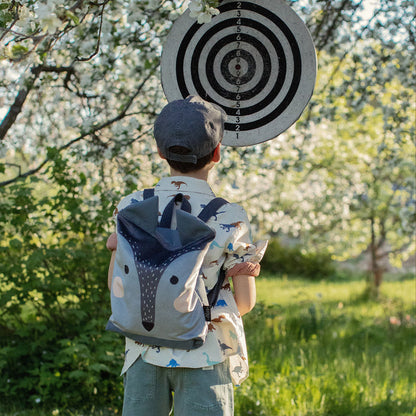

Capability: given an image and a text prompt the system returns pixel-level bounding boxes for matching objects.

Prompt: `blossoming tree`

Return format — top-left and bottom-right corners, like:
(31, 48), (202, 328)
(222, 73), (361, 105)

(0, 0), (414, 408)
(0, 0), (414, 285)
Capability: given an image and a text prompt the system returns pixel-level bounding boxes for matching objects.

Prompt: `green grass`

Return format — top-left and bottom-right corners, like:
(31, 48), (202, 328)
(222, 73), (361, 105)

(2, 275), (415, 416)
(235, 275), (416, 416)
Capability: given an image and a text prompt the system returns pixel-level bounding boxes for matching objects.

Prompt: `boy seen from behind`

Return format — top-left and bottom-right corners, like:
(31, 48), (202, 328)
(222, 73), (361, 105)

(107, 95), (267, 416)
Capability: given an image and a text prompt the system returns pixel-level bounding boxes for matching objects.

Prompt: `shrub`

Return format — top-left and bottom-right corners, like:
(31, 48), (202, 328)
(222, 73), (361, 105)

(261, 238), (335, 279)
(0, 157), (125, 411)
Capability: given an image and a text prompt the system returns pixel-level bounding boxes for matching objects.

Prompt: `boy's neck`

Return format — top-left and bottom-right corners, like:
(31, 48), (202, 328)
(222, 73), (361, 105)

(170, 163), (214, 182)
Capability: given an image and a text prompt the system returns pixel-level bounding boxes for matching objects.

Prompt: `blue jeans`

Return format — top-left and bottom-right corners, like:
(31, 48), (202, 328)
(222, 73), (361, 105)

(122, 356), (234, 416)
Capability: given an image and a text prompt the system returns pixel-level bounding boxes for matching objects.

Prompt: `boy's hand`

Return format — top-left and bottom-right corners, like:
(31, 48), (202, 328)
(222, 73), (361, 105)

(106, 233), (117, 251)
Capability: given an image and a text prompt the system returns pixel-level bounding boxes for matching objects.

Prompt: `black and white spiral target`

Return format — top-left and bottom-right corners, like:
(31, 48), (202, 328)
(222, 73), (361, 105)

(161, 0), (317, 147)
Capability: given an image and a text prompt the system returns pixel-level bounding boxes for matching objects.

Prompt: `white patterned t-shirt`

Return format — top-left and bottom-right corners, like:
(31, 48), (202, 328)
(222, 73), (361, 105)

(113, 176), (267, 385)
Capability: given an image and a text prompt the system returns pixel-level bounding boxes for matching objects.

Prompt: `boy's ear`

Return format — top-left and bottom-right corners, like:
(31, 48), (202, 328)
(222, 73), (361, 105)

(157, 147), (166, 160)
(212, 144), (221, 163)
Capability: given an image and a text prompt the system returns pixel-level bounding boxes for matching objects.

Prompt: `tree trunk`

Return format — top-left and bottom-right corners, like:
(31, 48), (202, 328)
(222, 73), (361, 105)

(369, 216), (382, 295)
(374, 268), (383, 287)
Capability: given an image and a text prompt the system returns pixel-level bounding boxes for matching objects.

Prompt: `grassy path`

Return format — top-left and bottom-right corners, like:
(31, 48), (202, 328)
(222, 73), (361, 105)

(235, 276), (416, 416)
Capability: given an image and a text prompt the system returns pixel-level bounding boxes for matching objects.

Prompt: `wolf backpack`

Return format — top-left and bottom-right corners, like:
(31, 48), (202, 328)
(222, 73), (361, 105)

(106, 189), (228, 350)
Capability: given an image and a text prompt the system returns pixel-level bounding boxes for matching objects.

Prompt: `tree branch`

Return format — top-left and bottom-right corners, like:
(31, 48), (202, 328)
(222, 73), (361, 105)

(311, 0), (333, 47)
(319, 5), (383, 95)
(0, 65), (159, 187)
(315, 0), (354, 51)
(0, 1), (19, 43)
(0, 70), (38, 142)
(0, 65), (76, 141)
(4, 163), (22, 177)
(75, 1), (108, 62)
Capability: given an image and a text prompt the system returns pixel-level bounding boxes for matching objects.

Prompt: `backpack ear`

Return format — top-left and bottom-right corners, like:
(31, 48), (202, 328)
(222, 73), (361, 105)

(176, 209), (215, 247)
(118, 196), (159, 236)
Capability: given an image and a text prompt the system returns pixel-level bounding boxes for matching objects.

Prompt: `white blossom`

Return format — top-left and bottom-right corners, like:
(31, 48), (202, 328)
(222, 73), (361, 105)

(188, 0), (219, 24)
(35, 2), (62, 33)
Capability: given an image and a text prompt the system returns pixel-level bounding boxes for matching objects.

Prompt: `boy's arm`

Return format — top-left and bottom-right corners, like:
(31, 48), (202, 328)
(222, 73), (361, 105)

(106, 233), (117, 291)
(108, 250), (116, 291)
(231, 274), (256, 316)
(220, 205), (267, 316)
(226, 261), (260, 316)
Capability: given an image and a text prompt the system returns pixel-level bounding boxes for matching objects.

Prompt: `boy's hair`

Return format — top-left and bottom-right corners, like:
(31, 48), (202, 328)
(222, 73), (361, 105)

(165, 145), (216, 173)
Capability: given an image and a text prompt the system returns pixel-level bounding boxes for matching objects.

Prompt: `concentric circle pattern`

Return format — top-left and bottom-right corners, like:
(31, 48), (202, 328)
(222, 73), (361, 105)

(161, 0), (316, 146)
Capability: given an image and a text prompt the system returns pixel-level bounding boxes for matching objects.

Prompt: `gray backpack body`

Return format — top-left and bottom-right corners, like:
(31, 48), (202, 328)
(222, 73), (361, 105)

(106, 189), (227, 350)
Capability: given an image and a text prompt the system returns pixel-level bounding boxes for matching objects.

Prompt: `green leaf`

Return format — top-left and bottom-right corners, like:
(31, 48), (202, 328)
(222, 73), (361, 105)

(46, 146), (59, 159)
(68, 370), (86, 380)
(9, 238), (22, 250)
(66, 10), (80, 25)
(0, 11), (13, 28)
(11, 44), (28, 59)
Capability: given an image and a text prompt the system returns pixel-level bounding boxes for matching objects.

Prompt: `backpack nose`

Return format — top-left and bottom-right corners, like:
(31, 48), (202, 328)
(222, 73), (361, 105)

(142, 321), (154, 332)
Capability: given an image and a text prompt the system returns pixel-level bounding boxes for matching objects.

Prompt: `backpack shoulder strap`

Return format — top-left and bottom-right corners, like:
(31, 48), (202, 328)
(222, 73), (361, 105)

(197, 197), (229, 309)
(159, 193), (192, 228)
(207, 267), (226, 308)
(143, 188), (155, 199)
(197, 197), (228, 223)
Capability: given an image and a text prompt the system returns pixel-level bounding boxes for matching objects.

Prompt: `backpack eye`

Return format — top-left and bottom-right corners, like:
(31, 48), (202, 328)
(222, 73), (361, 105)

(124, 265), (129, 274)
(170, 275), (179, 285)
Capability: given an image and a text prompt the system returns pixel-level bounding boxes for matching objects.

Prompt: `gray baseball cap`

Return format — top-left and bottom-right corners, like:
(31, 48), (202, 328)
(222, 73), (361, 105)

(154, 95), (227, 164)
